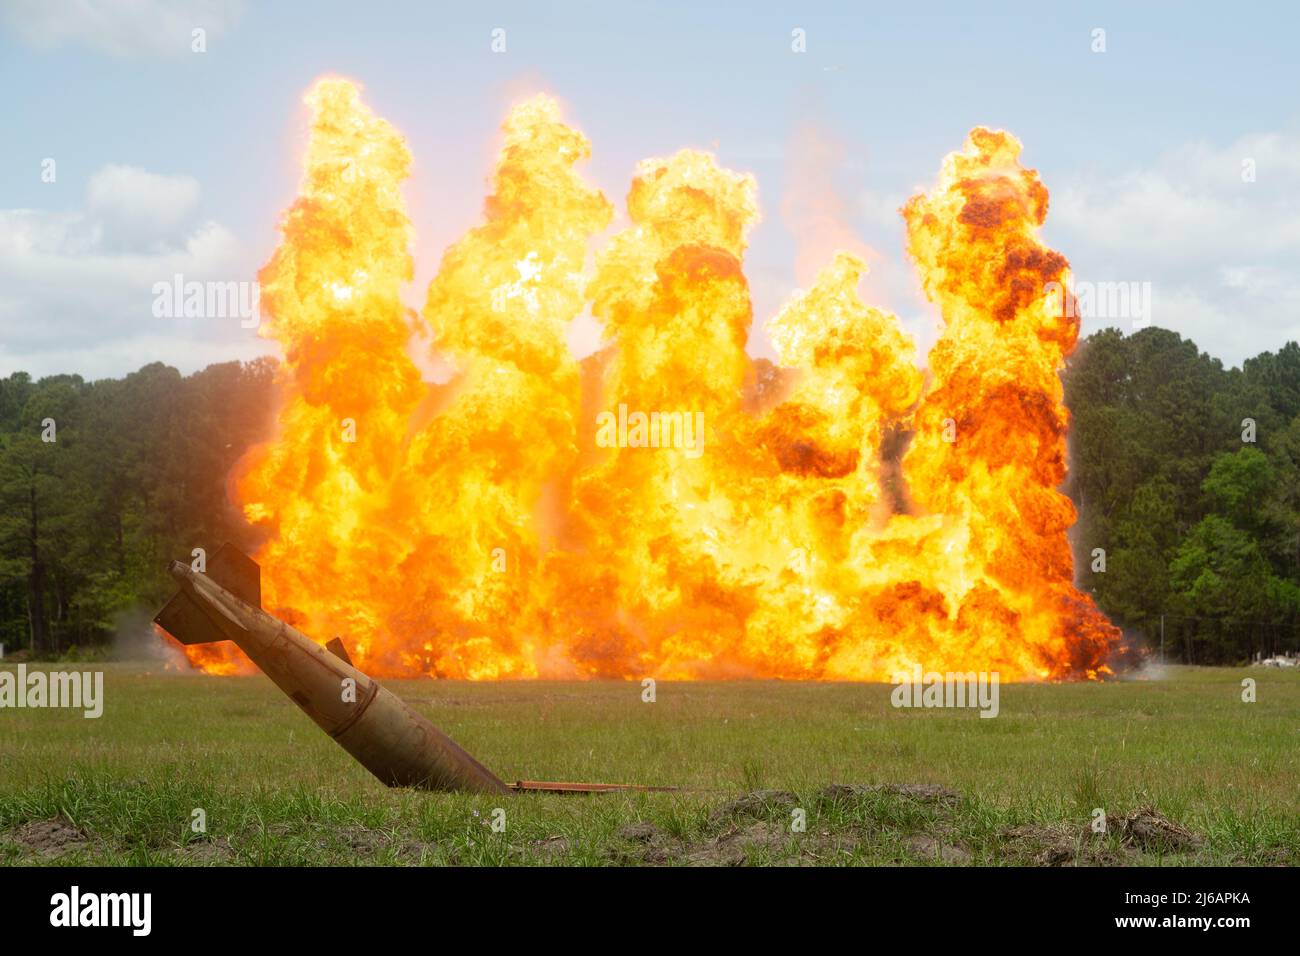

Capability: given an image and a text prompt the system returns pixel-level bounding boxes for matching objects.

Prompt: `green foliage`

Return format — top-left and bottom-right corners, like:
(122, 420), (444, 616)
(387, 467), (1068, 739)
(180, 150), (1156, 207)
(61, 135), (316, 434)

(1202, 447), (1273, 532)
(1169, 515), (1273, 659)
(1065, 329), (1300, 663)
(0, 359), (276, 656)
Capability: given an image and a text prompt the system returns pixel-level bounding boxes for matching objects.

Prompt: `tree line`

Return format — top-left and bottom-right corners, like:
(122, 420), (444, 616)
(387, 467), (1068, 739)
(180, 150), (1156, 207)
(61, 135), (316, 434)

(0, 360), (276, 656)
(1, 327), (1298, 666)
(1065, 329), (1300, 663)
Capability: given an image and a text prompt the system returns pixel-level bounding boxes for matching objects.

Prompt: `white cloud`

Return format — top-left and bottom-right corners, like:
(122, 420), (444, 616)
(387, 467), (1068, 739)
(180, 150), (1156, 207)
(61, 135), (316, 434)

(0, 164), (271, 380)
(86, 165), (202, 252)
(0, 0), (244, 58)
(1047, 131), (1300, 366)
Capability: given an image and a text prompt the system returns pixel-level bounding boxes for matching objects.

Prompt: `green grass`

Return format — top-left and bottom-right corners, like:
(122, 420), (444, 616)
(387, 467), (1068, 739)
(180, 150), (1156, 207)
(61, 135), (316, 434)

(1, 663), (1296, 865)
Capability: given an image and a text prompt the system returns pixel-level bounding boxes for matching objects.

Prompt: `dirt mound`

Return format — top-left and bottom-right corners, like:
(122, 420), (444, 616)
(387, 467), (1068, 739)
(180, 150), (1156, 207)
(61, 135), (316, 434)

(616, 822), (660, 843)
(1115, 806), (1203, 852)
(1001, 823), (1106, 866)
(1001, 807), (1204, 865)
(3, 816), (90, 857)
(708, 789), (799, 825)
(618, 785), (972, 866)
(641, 820), (860, 867)
(174, 836), (234, 864)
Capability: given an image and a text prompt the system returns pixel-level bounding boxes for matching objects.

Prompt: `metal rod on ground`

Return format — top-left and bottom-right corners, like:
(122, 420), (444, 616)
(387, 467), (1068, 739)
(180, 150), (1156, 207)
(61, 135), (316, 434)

(510, 781), (686, 794)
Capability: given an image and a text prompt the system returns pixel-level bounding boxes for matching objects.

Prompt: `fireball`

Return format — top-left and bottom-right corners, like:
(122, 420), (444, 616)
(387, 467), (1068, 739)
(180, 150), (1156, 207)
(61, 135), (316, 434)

(180, 79), (1121, 682)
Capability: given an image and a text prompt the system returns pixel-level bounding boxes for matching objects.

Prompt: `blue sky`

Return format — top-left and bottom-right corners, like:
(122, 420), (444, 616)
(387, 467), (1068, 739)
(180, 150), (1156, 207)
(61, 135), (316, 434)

(2, 0), (1298, 378)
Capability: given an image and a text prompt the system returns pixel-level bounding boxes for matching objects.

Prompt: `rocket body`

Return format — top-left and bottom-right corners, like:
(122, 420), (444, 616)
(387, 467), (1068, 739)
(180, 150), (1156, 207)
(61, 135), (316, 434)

(156, 549), (508, 796)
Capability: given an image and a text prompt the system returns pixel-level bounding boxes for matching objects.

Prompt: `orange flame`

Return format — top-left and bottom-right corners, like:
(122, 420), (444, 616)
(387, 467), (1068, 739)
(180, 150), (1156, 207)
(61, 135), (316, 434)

(181, 79), (1121, 681)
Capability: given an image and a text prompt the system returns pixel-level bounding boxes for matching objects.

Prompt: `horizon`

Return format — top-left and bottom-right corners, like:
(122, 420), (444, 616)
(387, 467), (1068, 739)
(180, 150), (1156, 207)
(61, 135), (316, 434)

(4, 318), (1292, 388)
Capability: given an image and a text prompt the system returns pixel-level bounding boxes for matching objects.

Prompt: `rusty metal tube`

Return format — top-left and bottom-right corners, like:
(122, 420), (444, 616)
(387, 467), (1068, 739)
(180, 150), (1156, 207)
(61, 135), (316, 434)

(157, 554), (509, 796)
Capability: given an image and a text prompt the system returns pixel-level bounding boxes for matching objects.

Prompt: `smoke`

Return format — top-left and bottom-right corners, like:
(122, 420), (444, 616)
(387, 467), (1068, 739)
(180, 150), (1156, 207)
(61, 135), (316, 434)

(1109, 628), (1157, 679)
(114, 606), (190, 670)
(781, 119), (882, 293)
(1121, 654), (1168, 681)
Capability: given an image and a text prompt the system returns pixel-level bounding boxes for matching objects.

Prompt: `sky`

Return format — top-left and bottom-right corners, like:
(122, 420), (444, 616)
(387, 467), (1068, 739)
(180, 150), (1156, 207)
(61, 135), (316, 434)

(1, 0), (1298, 380)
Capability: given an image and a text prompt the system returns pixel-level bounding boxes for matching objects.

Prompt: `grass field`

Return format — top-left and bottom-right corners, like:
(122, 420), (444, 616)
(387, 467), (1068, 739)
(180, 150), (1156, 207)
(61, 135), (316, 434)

(1, 663), (1297, 866)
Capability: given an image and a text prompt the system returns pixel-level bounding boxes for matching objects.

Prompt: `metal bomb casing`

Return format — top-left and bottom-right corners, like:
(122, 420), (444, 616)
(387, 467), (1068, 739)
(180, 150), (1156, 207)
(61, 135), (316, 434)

(155, 545), (509, 795)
